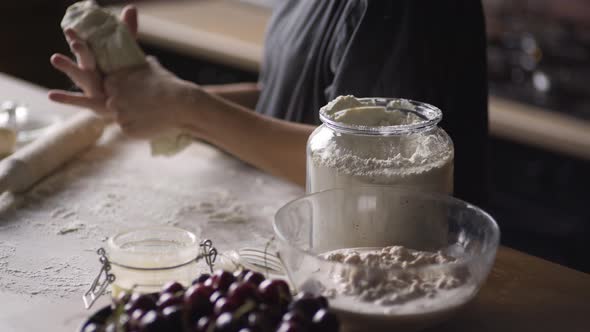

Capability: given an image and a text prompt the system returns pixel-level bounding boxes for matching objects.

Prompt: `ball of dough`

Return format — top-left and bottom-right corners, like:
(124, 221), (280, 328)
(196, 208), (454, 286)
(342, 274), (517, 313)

(0, 127), (16, 157)
(61, 1), (191, 156)
(61, 0), (146, 73)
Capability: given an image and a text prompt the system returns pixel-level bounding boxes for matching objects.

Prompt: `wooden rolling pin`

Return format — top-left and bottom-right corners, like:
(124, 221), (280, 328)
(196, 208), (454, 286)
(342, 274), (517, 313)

(0, 111), (105, 193)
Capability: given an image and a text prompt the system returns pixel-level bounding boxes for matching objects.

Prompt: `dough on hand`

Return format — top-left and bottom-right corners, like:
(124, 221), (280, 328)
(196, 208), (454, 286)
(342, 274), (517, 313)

(61, 1), (193, 156)
(0, 127), (16, 157)
(61, 0), (146, 73)
(150, 129), (193, 157)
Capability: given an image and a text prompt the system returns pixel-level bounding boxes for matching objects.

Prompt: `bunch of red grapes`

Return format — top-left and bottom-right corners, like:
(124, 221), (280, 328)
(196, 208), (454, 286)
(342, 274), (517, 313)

(83, 269), (340, 332)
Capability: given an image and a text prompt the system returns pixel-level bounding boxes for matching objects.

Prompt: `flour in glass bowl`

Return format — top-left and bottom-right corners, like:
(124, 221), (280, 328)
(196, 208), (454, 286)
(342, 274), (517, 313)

(320, 245), (475, 316)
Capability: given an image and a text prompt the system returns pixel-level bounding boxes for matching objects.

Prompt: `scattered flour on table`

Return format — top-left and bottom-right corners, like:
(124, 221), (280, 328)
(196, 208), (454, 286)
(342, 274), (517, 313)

(0, 129), (301, 300)
(56, 221), (86, 235)
(0, 242), (16, 269)
(51, 206), (77, 219)
(165, 190), (247, 225)
(1, 254), (91, 297)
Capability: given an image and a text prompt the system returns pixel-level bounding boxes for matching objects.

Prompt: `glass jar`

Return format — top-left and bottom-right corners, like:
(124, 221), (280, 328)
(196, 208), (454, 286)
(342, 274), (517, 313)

(84, 226), (216, 308)
(306, 97), (454, 194)
(306, 98), (454, 250)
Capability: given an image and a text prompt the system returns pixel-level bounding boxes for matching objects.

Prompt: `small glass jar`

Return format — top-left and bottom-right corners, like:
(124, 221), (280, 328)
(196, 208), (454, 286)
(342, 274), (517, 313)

(306, 98), (454, 194)
(84, 226), (216, 308)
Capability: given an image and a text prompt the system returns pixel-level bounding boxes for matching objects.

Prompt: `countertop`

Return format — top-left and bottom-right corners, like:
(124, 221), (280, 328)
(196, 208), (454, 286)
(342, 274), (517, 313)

(1, 73), (589, 331)
(0, 72), (302, 330)
(133, 0), (590, 161)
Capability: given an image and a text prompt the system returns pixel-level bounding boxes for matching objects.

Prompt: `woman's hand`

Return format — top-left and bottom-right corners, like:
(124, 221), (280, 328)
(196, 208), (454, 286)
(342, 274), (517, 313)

(48, 5), (139, 117)
(103, 56), (200, 139)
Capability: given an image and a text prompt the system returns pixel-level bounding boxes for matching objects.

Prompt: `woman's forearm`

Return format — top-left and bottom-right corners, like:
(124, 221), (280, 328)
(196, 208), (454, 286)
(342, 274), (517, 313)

(202, 82), (261, 109)
(177, 85), (314, 187)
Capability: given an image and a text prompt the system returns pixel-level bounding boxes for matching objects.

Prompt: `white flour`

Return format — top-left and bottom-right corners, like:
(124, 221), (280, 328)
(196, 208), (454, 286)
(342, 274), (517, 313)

(320, 246), (474, 316)
(309, 139), (453, 192)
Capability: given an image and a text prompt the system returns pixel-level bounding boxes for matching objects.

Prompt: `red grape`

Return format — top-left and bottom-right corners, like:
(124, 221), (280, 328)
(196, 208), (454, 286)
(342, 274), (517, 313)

(209, 290), (226, 305)
(193, 273), (211, 285)
(233, 269), (250, 280)
(129, 308), (148, 330)
(258, 279), (291, 307)
(282, 311), (307, 325)
(214, 312), (238, 332)
(184, 284), (215, 320)
(161, 305), (184, 331)
(211, 270), (236, 291)
(288, 297), (323, 319)
(294, 293), (327, 309)
(258, 304), (282, 326)
(195, 316), (212, 332)
(311, 309), (339, 332)
(157, 292), (183, 311)
(104, 322), (116, 332)
(276, 321), (303, 332)
(139, 310), (166, 332)
(315, 296), (328, 309)
(128, 294), (157, 313)
(82, 323), (100, 332)
(124, 302), (134, 314)
(228, 282), (260, 305)
(246, 311), (273, 332)
(114, 291), (131, 306)
(243, 271), (265, 286)
(131, 308), (147, 321)
(214, 297), (241, 316)
(162, 281), (185, 295)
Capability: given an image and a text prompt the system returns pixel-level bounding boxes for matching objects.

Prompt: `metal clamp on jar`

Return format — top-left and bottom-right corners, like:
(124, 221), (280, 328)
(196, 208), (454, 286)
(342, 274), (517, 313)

(83, 226), (217, 309)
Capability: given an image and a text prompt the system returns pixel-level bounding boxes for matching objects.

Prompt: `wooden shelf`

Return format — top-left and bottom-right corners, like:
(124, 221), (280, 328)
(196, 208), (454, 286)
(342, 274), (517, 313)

(490, 97), (590, 160)
(136, 0), (269, 72)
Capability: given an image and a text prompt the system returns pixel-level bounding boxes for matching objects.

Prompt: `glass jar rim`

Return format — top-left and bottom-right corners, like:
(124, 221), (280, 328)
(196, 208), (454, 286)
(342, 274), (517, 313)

(107, 226), (200, 270)
(319, 97), (443, 136)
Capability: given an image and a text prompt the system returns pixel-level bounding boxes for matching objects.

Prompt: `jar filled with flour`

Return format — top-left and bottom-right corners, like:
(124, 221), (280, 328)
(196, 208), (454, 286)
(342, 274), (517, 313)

(306, 96), (454, 250)
(307, 96), (453, 194)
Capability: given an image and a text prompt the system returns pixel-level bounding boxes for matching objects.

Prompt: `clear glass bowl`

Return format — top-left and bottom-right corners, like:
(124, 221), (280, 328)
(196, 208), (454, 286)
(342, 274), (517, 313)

(274, 186), (499, 331)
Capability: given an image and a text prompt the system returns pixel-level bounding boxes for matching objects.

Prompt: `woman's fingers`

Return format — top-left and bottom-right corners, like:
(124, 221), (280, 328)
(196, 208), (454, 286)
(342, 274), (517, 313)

(121, 5), (138, 37)
(65, 28), (97, 71)
(71, 40), (96, 71)
(50, 54), (86, 85)
(51, 53), (104, 97)
(64, 28), (81, 44)
(48, 90), (106, 111)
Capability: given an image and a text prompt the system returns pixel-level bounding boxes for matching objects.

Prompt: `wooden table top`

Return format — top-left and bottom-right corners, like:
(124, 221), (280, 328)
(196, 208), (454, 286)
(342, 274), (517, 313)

(131, 0), (590, 162)
(434, 247), (590, 331)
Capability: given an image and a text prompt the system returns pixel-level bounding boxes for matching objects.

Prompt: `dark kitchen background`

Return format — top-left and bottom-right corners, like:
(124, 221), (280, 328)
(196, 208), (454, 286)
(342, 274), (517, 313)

(0, 0), (588, 272)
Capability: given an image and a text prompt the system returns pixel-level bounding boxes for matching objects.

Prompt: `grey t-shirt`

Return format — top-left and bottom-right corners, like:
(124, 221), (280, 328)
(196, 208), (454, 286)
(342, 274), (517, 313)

(256, 0), (489, 205)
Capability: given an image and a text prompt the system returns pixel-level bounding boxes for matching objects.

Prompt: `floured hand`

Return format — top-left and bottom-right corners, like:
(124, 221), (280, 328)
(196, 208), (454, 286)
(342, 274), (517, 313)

(48, 5), (139, 118)
(103, 56), (200, 139)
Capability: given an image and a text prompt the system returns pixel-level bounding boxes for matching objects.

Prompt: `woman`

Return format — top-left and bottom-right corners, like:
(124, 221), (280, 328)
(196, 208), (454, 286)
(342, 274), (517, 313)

(49, 1), (488, 205)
